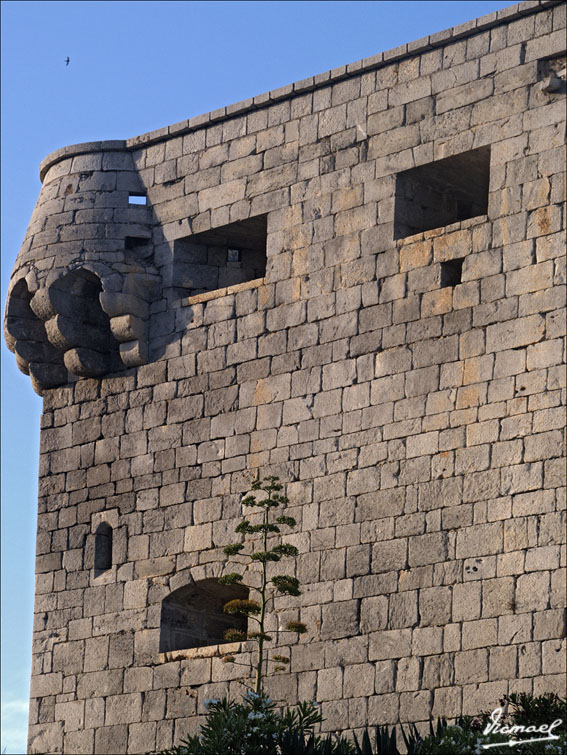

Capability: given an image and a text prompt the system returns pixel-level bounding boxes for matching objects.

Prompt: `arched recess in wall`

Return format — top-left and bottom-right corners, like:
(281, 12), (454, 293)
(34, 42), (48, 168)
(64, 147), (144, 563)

(159, 579), (249, 653)
(4, 277), (67, 390)
(37, 268), (122, 378)
(94, 522), (113, 574)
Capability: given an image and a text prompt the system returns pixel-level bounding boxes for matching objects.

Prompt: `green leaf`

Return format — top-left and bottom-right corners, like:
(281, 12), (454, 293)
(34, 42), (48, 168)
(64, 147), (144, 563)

(235, 520), (254, 534)
(248, 631), (272, 641)
(218, 573), (244, 585)
(271, 575), (301, 595)
(224, 599), (260, 615)
(223, 629), (247, 642)
(250, 550), (280, 562)
(276, 515), (297, 527)
(271, 543), (299, 557)
(241, 495), (257, 506)
(223, 543), (244, 556)
(249, 523), (280, 534)
(272, 655), (289, 664)
(285, 621), (308, 634)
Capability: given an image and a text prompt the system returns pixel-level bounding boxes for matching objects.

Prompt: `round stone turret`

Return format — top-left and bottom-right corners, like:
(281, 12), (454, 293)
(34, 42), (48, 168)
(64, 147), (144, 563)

(4, 141), (159, 393)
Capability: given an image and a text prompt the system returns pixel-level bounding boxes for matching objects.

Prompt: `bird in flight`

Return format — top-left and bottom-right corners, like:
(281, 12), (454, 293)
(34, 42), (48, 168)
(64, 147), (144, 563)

(65, 57), (70, 66)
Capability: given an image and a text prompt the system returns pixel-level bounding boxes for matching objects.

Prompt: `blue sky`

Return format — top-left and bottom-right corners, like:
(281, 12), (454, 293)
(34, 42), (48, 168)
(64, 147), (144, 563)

(1, 1), (512, 751)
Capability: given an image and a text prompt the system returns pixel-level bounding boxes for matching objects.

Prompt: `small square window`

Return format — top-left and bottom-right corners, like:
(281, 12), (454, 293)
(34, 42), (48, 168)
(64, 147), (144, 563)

(394, 147), (490, 239)
(129, 193), (147, 205)
(440, 258), (464, 288)
(125, 236), (149, 250)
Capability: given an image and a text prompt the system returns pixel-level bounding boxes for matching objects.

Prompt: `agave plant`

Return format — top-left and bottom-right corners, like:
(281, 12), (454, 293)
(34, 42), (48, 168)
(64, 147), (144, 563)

(219, 476), (307, 694)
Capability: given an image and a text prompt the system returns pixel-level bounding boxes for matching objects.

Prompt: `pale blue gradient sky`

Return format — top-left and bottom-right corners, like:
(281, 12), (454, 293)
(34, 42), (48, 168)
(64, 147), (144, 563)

(1, 2), (512, 751)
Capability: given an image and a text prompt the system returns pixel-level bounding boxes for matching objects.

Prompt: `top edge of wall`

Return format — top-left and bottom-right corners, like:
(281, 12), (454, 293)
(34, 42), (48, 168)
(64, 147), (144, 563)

(39, 0), (561, 182)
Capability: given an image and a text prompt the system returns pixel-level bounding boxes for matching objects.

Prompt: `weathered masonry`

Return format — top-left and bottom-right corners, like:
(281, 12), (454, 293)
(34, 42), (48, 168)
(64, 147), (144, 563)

(5, 2), (566, 753)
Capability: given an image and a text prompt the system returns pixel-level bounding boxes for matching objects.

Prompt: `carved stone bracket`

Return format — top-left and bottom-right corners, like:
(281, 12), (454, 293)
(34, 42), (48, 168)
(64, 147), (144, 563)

(5, 264), (159, 393)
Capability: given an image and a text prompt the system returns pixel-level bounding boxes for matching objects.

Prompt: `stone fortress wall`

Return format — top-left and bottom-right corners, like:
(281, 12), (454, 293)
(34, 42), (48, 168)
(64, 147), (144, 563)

(4, 2), (566, 753)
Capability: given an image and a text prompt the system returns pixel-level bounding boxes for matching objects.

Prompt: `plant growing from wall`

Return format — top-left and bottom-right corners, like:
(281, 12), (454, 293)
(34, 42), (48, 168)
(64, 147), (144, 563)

(219, 475), (307, 694)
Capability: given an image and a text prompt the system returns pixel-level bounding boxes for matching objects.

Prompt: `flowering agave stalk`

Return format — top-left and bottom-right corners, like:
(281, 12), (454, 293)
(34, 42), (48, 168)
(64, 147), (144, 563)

(219, 476), (307, 695)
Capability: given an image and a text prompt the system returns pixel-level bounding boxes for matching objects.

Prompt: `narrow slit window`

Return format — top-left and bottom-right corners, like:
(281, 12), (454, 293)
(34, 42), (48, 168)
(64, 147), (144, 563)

(94, 522), (113, 573)
(394, 147), (490, 239)
(128, 193), (147, 205)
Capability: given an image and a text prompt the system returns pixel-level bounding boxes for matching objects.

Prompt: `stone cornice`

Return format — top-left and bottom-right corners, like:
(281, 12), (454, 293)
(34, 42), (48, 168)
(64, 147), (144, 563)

(39, 0), (560, 182)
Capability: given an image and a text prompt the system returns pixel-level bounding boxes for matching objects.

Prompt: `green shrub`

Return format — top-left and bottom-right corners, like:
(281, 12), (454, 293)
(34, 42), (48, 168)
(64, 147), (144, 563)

(157, 692), (566, 755)
(157, 691), (356, 755)
(414, 693), (566, 755)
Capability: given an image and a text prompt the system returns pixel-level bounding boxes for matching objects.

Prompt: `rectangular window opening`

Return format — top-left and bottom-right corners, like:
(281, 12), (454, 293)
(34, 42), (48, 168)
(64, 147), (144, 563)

(129, 193), (147, 205)
(440, 258), (464, 288)
(172, 215), (267, 297)
(537, 52), (566, 79)
(125, 236), (150, 250)
(538, 52), (566, 93)
(394, 147), (490, 239)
